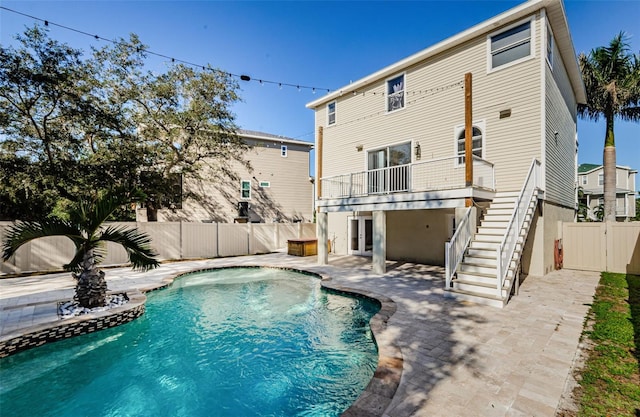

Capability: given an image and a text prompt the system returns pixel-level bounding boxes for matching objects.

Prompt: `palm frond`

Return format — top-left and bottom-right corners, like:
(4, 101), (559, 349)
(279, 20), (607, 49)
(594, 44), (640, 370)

(2, 220), (83, 261)
(98, 225), (159, 271)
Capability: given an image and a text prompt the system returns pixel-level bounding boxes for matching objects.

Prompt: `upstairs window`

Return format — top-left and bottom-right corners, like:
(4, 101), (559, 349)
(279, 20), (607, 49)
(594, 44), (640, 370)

(598, 173), (604, 186)
(455, 124), (484, 165)
(281, 145), (288, 157)
(489, 20), (532, 70)
(580, 176), (588, 186)
(546, 25), (554, 68)
(387, 74), (405, 112)
(241, 180), (251, 199)
(327, 101), (336, 125)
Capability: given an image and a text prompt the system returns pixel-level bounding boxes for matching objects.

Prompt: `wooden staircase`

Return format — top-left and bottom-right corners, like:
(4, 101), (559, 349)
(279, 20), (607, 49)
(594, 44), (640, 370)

(445, 191), (538, 307)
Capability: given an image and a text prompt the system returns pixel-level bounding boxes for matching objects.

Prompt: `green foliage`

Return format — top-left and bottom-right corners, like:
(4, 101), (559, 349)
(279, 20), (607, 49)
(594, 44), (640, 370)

(578, 33), (640, 222)
(0, 25), (246, 220)
(577, 273), (640, 417)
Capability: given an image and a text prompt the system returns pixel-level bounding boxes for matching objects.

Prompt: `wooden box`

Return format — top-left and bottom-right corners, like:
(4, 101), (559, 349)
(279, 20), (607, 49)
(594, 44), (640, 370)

(287, 238), (318, 257)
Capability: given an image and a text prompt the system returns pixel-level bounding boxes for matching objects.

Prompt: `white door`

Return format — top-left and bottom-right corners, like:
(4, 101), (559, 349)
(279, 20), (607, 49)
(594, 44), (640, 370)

(348, 216), (373, 256)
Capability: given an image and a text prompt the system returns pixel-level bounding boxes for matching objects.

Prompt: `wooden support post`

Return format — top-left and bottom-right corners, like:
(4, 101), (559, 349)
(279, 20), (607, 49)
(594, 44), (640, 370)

(464, 72), (473, 207)
(317, 126), (323, 199)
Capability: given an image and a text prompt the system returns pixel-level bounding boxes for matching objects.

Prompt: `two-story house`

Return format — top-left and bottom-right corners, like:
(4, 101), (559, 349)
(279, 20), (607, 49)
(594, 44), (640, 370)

(137, 130), (314, 224)
(578, 163), (637, 221)
(306, 0), (586, 307)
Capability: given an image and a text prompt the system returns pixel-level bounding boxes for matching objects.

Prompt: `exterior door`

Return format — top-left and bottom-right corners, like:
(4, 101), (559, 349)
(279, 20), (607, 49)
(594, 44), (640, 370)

(348, 216), (373, 256)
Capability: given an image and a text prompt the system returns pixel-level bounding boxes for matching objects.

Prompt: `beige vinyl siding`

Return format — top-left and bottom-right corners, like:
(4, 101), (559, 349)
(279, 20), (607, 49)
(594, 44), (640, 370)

(155, 139), (313, 223)
(316, 12), (543, 192)
(544, 47), (577, 207)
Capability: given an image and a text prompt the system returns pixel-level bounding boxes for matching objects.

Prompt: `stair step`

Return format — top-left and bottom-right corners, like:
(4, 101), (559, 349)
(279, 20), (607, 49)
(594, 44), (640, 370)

(457, 269), (514, 283)
(478, 227), (507, 235)
(482, 214), (512, 222)
(473, 234), (504, 243)
(444, 288), (507, 308)
(459, 263), (497, 275)
(453, 279), (509, 297)
(469, 241), (500, 250)
(462, 255), (497, 266)
(466, 247), (498, 257)
(480, 217), (509, 229)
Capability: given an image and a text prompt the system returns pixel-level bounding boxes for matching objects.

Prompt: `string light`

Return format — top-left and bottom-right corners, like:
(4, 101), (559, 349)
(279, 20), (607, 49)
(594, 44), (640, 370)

(329, 80), (464, 128)
(0, 6), (333, 94)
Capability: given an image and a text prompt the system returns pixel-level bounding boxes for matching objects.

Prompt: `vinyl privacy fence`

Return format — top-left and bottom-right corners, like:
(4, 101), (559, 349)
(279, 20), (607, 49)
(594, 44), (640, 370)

(562, 222), (640, 275)
(0, 222), (316, 275)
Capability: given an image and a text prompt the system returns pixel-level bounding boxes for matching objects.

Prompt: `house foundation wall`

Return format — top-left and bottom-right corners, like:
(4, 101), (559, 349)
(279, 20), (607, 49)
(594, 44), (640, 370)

(386, 209), (453, 265)
(522, 201), (573, 276)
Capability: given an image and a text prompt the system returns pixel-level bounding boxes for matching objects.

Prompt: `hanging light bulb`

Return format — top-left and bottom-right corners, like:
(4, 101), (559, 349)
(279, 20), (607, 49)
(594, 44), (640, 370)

(312, 88), (316, 94)
(279, 83), (282, 89)
(297, 85), (301, 92)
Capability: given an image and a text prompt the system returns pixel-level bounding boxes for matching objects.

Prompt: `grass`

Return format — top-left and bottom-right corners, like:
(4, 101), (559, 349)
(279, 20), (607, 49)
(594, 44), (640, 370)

(575, 272), (640, 417)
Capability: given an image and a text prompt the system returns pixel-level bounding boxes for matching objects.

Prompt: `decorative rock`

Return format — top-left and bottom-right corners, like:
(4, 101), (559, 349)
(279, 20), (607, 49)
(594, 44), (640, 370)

(58, 293), (130, 319)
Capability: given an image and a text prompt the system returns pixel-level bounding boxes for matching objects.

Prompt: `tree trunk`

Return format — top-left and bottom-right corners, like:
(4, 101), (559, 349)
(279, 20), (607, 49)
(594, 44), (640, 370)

(603, 113), (616, 222)
(146, 202), (158, 222)
(74, 249), (108, 308)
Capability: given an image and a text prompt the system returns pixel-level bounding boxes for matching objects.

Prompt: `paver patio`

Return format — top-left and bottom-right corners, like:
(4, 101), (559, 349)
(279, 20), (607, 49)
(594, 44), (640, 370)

(0, 252), (600, 416)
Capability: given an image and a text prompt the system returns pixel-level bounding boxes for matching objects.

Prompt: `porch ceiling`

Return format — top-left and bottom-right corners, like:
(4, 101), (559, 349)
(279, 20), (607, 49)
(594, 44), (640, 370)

(316, 187), (495, 213)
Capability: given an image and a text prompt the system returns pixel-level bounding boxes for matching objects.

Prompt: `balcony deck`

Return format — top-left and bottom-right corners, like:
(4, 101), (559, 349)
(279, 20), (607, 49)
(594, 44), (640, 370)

(317, 156), (496, 212)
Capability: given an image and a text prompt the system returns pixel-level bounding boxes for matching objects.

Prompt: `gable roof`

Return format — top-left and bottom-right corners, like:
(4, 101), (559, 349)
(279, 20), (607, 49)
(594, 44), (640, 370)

(578, 163), (638, 174)
(578, 163), (601, 173)
(306, 0), (586, 109)
(238, 129), (313, 148)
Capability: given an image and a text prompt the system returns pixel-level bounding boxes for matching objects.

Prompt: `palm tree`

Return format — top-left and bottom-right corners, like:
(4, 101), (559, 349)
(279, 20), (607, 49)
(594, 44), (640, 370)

(2, 192), (159, 308)
(578, 33), (640, 222)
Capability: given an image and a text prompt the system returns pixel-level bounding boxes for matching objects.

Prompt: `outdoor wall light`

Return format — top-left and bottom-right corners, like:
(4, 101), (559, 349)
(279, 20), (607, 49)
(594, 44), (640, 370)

(415, 142), (421, 160)
(356, 144), (363, 152)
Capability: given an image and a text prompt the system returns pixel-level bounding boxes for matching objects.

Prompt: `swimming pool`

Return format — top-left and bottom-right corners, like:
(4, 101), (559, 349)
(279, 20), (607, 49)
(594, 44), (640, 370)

(0, 267), (380, 416)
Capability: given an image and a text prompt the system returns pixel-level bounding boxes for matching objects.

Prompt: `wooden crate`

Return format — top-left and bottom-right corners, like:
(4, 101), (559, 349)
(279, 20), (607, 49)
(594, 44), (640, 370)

(287, 239), (318, 257)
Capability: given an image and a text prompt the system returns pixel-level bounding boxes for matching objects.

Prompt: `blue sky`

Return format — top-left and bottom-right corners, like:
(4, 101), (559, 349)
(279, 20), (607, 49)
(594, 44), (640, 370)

(1, 0), (638, 189)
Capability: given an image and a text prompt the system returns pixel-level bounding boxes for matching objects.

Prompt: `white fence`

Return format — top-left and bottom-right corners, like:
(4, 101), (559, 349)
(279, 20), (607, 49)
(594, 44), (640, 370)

(0, 222), (316, 275)
(562, 222), (640, 275)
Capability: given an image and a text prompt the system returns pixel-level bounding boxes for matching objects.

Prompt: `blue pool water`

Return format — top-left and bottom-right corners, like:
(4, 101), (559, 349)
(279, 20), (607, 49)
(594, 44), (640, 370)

(0, 267), (379, 416)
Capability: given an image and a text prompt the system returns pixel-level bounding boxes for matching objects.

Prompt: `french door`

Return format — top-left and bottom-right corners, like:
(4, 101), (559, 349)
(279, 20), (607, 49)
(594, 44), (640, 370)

(348, 216), (373, 256)
(367, 142), (411, 194)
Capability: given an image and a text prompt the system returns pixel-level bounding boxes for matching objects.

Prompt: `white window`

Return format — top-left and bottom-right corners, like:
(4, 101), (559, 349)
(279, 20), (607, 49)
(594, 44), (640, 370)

(259, 181), (270, 188)
(489, 19), (533, 70)
(546, 25), (554, 68)
(580, 176), (588, 186)
(241, 180), (251, 199)
(281, 145), (287, 157)
(327, 101), (336, 125)
(598, 173), (604, 186)
(454, 121), (485, 165)
(387, 74), (405, 112)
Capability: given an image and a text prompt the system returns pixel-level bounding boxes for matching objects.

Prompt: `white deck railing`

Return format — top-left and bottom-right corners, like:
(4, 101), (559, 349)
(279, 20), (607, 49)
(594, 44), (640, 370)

(320, 156), (494, 198)
(496, 158), (540, 298)
(445, 207), (473, 289)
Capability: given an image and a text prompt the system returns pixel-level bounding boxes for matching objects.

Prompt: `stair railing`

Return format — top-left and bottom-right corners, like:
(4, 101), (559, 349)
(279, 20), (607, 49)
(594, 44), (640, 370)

(496, 158), (541, 298)
(445, 206), (473, 289)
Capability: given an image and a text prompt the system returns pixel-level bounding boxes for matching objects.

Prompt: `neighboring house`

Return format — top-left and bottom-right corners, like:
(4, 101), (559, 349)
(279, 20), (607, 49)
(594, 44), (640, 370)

(137, 130), (314, 223)
(306, 0), (586, 307)
(578, 163), (637, 221)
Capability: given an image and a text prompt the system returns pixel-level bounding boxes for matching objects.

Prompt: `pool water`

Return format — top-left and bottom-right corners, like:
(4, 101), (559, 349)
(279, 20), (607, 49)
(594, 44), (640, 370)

(0, 268), (379, 416)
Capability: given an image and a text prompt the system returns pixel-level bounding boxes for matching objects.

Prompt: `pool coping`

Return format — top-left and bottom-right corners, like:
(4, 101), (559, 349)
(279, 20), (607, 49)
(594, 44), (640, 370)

(0, 264), (401, 417)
